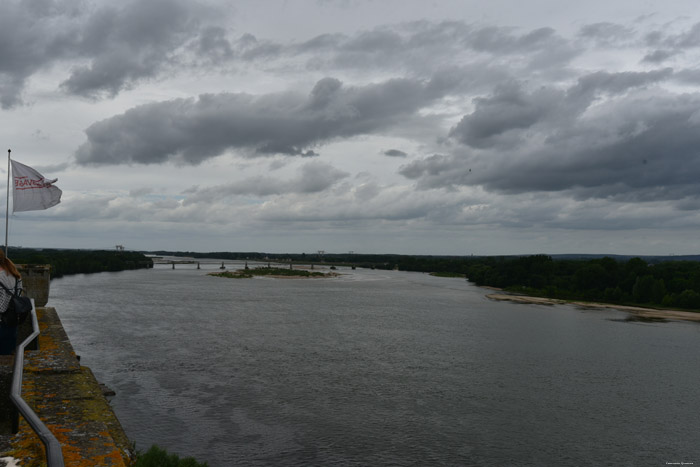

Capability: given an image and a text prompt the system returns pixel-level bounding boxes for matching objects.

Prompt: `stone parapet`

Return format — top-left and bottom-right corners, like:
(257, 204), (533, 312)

(15, 265), (51, 351)
(0, 308), (134, 466)
(17, 265), (51, 308)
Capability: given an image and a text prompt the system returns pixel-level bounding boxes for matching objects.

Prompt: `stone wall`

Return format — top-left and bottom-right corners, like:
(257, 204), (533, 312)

(17, 264), (50, 307)
(0, 265), (134, 465)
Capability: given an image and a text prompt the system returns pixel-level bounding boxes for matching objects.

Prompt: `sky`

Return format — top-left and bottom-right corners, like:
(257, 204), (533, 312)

(2, 0), (700, 256)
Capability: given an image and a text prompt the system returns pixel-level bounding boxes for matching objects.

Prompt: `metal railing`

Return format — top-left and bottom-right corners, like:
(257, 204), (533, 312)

(10, 301), (65, 467)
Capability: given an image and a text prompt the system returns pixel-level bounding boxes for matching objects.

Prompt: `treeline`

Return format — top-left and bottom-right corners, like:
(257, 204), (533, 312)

(8, 248), (153, 279)
(149, 250), (408, 267)
(148, 250), (700, 310)
(459, 255), (700, 310)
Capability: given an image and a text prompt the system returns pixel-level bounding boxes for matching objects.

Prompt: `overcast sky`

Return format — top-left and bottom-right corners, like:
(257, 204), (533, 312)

(2, 0), (700, 255)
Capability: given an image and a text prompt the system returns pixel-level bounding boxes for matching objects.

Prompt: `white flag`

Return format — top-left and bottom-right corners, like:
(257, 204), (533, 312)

(11, 159), (62, 212)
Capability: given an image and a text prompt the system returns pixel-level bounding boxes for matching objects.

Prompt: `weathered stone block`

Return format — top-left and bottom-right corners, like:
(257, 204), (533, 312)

(17, 265), (50, 307)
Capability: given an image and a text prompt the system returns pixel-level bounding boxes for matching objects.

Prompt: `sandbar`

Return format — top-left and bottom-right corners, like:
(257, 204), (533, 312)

(486, 293), (700, 322)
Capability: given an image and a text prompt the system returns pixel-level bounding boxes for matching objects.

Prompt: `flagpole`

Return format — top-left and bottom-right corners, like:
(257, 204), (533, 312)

(5, 148), (10, 256)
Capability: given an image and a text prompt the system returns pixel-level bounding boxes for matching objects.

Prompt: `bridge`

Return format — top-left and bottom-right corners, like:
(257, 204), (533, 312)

(149, 258), (327, 271)
(150, 258), (291, 270)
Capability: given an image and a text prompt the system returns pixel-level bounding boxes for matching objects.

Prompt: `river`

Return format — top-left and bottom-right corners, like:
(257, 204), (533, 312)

(47, 262), (700, 466)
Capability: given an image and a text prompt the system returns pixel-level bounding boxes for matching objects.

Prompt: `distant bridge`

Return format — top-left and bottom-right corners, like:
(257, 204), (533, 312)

(151, 258), (243, 269)
(150, 258), (297, 270)
(151, 256), (326, 269)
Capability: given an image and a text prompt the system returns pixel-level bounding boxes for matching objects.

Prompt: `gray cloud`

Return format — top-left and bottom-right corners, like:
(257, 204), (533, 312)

(192, 26), (234, 64)
(0, 0), (223, 106)
(60, 0), (216, 98)
(673, 68), (700, 84)
(184, 161), (348, 202)
(569, 68), (673, 98)
(75, 77), (437, 165)
(129, 187), (154, 197)
(448, 69), (673, 149)
(448, 82), (566, 149)
(642, 49), (678, 63)
(0, 1), (75, 107)
(404, 90), (700, 203)
(0, 10), (602, 110)
(676, 23), (700, 48)
(9, 4), (700, 254)
(204, 20), (581, 79)
(383, 149), (407, 158)
(578, 22), (635, 45)
(641, 22), (700, 65)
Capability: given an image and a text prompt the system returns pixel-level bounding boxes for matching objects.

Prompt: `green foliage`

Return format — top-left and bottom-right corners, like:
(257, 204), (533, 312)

(9, 248), (153, 279)
(429, 272), (466, 278)
(148, 249), (700, 311)
(209, 267), (328, 279)
(133, 445), (208, 467)
(463, 256), (700, 311)
(247, 267), (327, 277)
(675, 289), (700, 309)
(209, 271), (253, 279)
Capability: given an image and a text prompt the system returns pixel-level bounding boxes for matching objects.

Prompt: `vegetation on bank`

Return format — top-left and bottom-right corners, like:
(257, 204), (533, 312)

(430, 271), (466, 278)
(133, 445), (208, 467)
(8, 248), (153, 278)
(210, 267), (330, 279)
(152, 250), (700, 311)
(460, 255), (700, 311)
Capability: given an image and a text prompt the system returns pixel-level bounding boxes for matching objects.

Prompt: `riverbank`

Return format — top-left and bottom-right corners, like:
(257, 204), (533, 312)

(486, 293), (700, 322)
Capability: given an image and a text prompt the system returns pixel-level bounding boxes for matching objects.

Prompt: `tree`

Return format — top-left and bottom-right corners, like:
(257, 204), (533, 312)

(632, 275), (656, 303)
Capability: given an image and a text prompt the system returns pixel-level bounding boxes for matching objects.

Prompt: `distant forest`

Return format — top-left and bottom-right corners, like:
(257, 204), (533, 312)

(10, 247), (699, 311)
(153, 251), (700, 311)
(8, 248), (153, 279)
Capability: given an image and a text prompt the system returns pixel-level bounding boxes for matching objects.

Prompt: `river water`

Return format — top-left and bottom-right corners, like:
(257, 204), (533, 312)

(47, 262), (700, 466)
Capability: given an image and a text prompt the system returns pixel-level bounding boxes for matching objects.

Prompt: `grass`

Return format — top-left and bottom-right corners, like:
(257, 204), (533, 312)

(209, 267), (330, 279)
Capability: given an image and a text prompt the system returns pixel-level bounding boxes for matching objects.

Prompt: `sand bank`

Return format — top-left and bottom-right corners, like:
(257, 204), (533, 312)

(486, 293), (700, 322)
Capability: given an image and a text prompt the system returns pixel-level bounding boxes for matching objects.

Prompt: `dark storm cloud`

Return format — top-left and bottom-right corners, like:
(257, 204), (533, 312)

(0, 0), (220, 106)
(0, 10), (592, 110)
(0, 0), (78, 107)
(448, 69), (674, 149)
(60, 0), (214, 98)
(448, 82), (565, 149)
(403, 90), (700, 204)
(75, 77), (437, 165)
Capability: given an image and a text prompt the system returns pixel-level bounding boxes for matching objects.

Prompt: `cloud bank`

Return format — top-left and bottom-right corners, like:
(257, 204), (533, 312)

(3, 0), (700, 254)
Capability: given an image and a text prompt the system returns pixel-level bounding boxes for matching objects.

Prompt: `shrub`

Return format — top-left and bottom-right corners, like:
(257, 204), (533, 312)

(133, 445), (209, 467)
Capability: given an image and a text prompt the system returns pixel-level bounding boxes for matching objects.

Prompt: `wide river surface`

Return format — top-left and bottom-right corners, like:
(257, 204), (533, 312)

(47, 262), (700, 466)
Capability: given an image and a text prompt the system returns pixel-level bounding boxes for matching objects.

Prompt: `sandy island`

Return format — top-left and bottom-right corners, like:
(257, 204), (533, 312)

(255, 273), (339, 279)
(208, 268), (339, 279)
(486, 293), (700, 323)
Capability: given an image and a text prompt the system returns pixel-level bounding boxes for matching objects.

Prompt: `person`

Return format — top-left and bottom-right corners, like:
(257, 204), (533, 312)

(0, 250), (23, 355)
